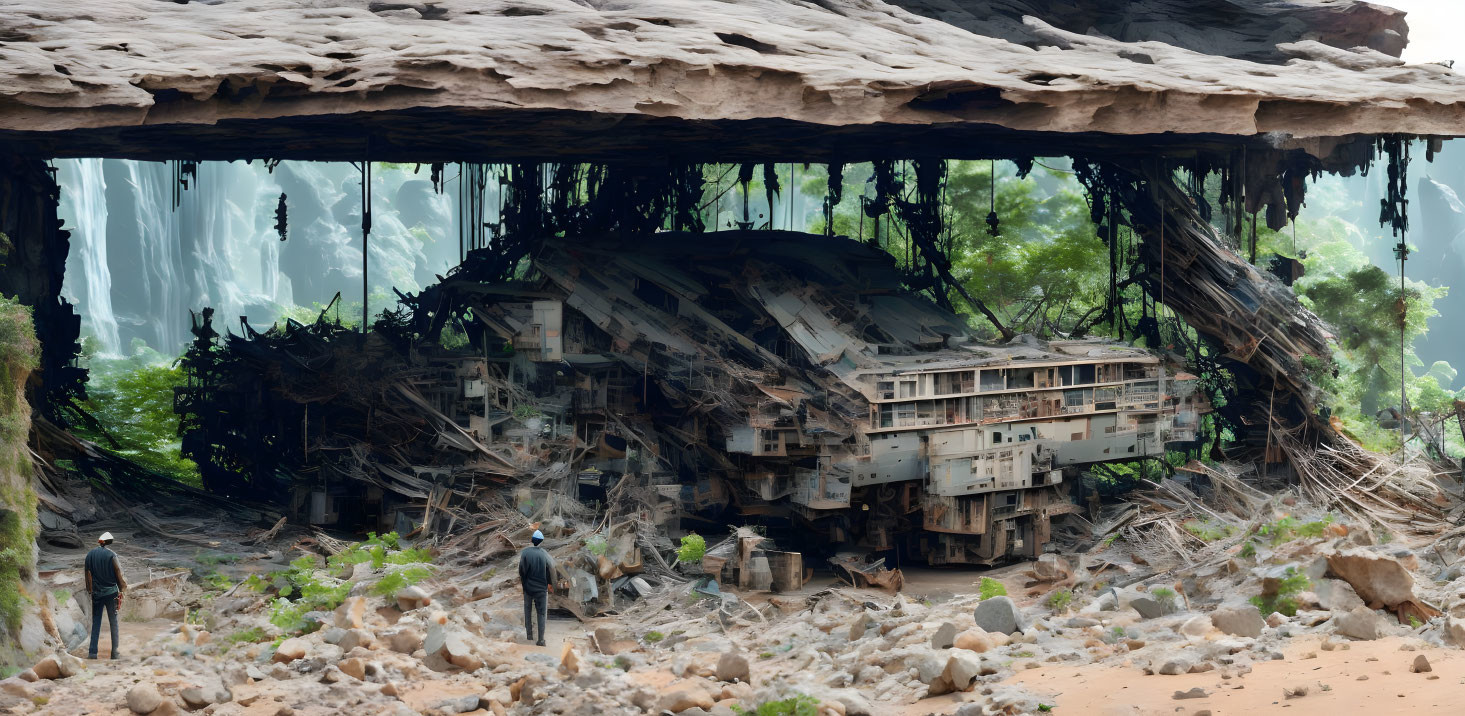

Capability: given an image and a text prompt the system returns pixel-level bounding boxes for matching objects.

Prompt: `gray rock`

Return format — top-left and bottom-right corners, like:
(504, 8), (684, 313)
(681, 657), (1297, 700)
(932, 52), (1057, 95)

(1211, 606), (1265, 638)
(930, 622), (957, 650)
(1334, 607), (1383, 640)
(973, 597), (1028, 635)
(1065, 617), (1100, 628)
(1131, 597), (1174, 620)
(1156, 656), (1193, 675)
(716, 650), (750, 683)
(126, 683), (163, 714)
(432, 693), (483, 714)
(1412, 654), (1432, 673)
(1173, 687), (1208, 699)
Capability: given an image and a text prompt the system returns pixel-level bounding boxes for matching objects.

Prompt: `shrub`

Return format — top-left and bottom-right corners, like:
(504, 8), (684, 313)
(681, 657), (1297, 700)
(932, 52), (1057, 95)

(732, 693), (820, 716)
(1248, 566), (1310, 617)
(369, 566), (432, 597)
(643, 630), (664, 643)
(1046, 589), (1073, 613)
(677, 534), (706, 564)
(979, 577), (1007, 601)
(1150, 587), (1177, 612)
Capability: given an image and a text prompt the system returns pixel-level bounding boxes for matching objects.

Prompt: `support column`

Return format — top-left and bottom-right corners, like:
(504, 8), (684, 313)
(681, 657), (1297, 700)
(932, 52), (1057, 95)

(0, 155), (86, 423)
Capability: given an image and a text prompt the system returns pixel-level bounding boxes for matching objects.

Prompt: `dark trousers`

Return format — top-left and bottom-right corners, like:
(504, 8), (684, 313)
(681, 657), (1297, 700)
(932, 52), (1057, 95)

(89, 593), (119, 658)
(522, 590), (547, 641)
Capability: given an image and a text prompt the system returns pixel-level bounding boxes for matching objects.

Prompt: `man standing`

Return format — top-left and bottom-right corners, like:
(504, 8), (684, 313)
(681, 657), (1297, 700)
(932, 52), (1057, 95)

(517, 529), (553, 647)
(84, 532), (127, 660)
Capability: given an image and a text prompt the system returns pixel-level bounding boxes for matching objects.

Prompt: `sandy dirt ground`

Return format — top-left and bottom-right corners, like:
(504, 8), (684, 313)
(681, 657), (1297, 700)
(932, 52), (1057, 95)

(1003, 635), (1461, 716)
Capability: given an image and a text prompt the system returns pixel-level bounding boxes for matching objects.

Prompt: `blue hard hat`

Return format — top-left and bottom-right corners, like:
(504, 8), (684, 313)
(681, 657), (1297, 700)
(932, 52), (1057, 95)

(532, 530), (544, 541)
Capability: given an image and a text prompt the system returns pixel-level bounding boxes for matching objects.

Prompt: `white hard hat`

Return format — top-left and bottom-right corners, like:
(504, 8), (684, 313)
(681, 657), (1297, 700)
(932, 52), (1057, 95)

(98, 532), (113, 542)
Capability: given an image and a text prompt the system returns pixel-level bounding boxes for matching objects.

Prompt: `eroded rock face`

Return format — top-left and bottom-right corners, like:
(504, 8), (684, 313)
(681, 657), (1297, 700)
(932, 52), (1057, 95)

(0, 0), (1460, 164)
(1324, 549), (1417, 609)
(1211, 606), (1265, 638)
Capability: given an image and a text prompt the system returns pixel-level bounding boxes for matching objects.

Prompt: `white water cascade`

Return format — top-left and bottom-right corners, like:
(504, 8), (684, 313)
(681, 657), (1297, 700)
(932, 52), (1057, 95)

(56, 159), (122, 355)
(57, 160), (458, 357)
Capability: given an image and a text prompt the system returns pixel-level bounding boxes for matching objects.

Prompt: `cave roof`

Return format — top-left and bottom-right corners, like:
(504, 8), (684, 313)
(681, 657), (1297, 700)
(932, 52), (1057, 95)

(1, 0), (1462, 161)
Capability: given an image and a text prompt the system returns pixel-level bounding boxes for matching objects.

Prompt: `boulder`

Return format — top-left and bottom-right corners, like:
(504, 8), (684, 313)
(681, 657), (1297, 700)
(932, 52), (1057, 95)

(716, 650), (750, 683)
(1155, 656), (1193, 675)
(30, 657), (60, 680)
(1313, 578), (1365, 612)
(56, 652), (85, 678)
(334, 597), (367, 630)
(1333, 607), (1383, 640)
(1324, 550), (1417, 610)
(953, 629), (1000, 653)
(126, 683), (164, 714)
(1447, 616), (1465, 646)
(273, 638), (308, 663)
(385, 627), (423, 654)
(432, 694), (483, 715)
(1131, 597), (1177, 620)
(337, 628), (373, 652)
(1178, 616), (1211, 638)
(942, 651), (982, 692)
(659, 686), (714, 713)
(1411, 654), (1432, 673)
(973, 597), (1027, 635)
(0, 678), (33, 700)
(560, 644), (581, 676)
(424, 624), (482, 671)
(179, 685), (228, 709)
(930, 622), (957, 650)
(395, 585), (432, 612)
(337, 658), (366, 680)
(1211, 606), (1265, 638)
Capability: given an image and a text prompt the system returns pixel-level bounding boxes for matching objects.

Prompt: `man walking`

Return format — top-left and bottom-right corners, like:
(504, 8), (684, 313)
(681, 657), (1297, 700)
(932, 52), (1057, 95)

(517, 529), (553, 647)
(84, 532), (127, 660)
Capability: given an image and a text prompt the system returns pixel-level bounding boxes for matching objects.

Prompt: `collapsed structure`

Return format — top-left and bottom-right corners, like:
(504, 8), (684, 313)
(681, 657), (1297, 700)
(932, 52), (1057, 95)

(1, 0), (1464, 677)
(174, 230), (1207, 566)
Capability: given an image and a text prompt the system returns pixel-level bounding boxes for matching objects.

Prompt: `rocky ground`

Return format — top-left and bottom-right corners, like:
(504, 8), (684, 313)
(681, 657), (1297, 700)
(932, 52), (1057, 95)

(3, 495), (1465, 716)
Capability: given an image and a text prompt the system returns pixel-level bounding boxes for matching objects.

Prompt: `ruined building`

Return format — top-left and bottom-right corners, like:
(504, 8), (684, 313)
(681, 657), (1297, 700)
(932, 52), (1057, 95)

(0, 0), (1462, 664)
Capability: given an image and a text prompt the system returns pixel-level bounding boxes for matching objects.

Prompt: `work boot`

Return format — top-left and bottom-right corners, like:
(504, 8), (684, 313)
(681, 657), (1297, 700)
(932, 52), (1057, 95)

(536, 638), (546, 647)
(110, 651), (120, 660)
(87, 653), (97, 660)
(526, 631), (534, 643)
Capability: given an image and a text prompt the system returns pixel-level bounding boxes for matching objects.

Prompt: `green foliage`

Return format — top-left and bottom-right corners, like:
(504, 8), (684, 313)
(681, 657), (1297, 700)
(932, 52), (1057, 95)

(643, 630), (664, 643)
(202, 572), (232, 591)
(266, 554), (350, 634)
(677, 534), (706, 564)
(731, 693), (820, 716)
(978, 577), (1007, 601)
(585, 535), (608, 557)
(1183, 519), (1236, 542)
(512, 404), (541, 420)
(74, 345), (200, 486)
(223, 627), (268, 649)
(326, 532), (425, 573)
(1409, 615), (1422, 629)
(1150, 587), (1177, 612)
(1249, 567), (1310, 617)
(369, 566), (433, 597)
(1239, 541), (1257, 559)
(1046, 589), (1072, 612)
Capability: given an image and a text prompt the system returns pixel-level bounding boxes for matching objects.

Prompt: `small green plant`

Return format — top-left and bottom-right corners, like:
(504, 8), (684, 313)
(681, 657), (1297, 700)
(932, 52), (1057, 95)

(1182, 519), (1236, 542)
(677, 534), (706, 564)
(613, 654), (632, 671)
(1101, 534), (1120, 548)
(1409, 615), (1422, 629)
(224, 627), (267, 646)
(1248, 566), (1310, 617)
(369, 566), (433, 597)
(1046, 589), (1073, 612)
(1239, 541), (1257, 559)
(585, 534), (608, 557)
(1013, 650), (1036, 658)
(643, 630), (665, 643)
(978, 577), (1007, 601)
(731, 693), (820, 716)
(758, 651), (774, 660)
(203, 572), (232, 591)
(513, 404), (541, 420)
(1150, 587), (1177, 612)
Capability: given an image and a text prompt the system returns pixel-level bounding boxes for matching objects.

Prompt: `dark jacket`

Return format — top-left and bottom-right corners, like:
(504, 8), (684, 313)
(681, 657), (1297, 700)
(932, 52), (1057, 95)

(518, 545), (554, 594)
(85, 546), (121, 598)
